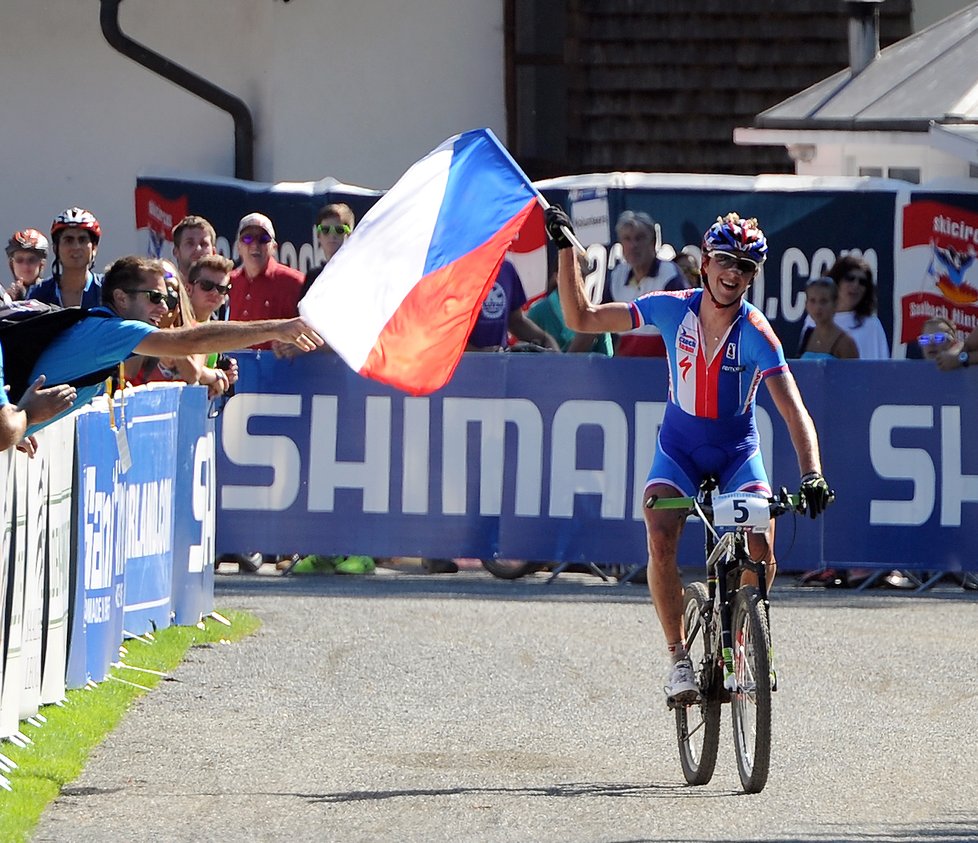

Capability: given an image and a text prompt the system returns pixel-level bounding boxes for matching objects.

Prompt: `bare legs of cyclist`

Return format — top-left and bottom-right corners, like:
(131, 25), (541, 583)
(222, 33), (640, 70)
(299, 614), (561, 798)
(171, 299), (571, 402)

(643, 483), (700, 703)
(742, 519), (776, 589)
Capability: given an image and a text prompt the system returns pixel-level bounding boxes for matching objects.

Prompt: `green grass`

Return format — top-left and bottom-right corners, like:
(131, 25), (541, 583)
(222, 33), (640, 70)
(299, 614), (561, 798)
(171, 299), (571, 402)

(0, 609), (260, 842)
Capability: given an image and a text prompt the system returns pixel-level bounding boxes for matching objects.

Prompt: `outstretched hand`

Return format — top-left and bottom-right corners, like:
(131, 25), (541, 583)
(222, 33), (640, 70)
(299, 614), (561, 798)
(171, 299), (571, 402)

(277, 319), (325, 353)
(799, 471), (834, 518)
(19, 375), (77, 427)
(544, 205), (575, 250)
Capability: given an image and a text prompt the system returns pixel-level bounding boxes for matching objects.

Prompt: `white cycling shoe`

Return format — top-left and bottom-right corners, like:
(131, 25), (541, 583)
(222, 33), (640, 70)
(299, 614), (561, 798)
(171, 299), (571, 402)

(664, 657), (700, 705)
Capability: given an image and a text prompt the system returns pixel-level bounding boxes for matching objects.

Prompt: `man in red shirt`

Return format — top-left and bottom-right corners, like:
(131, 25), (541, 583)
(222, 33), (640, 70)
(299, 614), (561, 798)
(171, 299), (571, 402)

(228, 212), (303, 351)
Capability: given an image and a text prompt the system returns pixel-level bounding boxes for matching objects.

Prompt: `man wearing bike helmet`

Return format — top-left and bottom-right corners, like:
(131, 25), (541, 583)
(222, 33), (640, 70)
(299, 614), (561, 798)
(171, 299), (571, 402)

(5, 229), (49, 302)
(546, 206), (833, 704)
(28, 207), (104, 309)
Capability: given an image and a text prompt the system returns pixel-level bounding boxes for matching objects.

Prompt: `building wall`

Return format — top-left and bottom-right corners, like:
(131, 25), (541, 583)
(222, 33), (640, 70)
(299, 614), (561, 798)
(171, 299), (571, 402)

(0, 0), (505, 265)
(796, 140), (972, 181)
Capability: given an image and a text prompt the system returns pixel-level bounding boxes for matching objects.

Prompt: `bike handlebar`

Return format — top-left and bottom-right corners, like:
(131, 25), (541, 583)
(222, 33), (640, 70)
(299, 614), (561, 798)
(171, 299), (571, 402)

(645, 491), (804, 518)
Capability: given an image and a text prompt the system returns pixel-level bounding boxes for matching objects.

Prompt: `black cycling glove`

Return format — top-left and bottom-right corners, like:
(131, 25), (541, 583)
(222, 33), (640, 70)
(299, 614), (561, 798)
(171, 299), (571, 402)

(544, 205), (575, 250)
(799, 471), (833, 518)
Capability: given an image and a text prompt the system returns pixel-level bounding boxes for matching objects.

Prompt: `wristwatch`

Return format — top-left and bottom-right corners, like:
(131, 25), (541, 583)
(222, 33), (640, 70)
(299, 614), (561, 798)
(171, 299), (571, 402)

(959, 350), (970, 368)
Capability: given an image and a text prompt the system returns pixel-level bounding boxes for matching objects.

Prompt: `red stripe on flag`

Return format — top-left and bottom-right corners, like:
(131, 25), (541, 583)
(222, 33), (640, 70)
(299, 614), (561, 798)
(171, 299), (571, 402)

(360, 200), (537, 394)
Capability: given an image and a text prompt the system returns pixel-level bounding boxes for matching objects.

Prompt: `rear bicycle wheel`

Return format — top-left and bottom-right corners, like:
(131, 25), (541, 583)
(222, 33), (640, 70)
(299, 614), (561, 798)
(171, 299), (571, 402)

(730, 586), (773, 793)
(676, 582), (721, 786)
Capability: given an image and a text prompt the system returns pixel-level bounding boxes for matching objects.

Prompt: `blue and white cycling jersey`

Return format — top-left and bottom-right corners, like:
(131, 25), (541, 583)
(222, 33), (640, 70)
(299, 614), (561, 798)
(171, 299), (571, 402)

(627, 289), (787, 419)
(628, 289), (789, 495)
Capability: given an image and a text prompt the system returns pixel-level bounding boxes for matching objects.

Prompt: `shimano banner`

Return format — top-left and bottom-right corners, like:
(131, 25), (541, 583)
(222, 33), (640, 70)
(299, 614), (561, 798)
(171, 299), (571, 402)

(215, 353), (977, 572)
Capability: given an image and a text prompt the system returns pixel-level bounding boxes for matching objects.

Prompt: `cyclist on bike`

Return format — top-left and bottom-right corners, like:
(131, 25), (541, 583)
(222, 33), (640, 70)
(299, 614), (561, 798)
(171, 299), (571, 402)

(545, 206), (833, 704)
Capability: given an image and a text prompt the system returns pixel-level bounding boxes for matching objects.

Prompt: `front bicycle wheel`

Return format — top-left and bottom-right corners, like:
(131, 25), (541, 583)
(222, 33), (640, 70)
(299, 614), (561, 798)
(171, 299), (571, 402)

(730, 586), (773, 793)
(676, 582), (721, 786)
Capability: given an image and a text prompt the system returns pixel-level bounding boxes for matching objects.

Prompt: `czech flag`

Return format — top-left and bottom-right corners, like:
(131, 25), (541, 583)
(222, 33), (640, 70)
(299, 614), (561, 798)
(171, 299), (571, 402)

(299, 128), (541, 395)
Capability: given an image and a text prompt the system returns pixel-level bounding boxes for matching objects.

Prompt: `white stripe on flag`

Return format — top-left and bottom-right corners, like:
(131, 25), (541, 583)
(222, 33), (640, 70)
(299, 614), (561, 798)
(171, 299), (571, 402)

(300, 143), (454, 370)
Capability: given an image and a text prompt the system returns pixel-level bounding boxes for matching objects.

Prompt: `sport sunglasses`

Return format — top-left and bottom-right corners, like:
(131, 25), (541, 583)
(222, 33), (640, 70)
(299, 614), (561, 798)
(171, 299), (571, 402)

(195, 279), (232, 295)
(317, 223), (351, 236)
(240, 232), (273, 245)
(917, 332), (951, 346)
(710, 251), (758, 275)
(124, 288), (179, 309)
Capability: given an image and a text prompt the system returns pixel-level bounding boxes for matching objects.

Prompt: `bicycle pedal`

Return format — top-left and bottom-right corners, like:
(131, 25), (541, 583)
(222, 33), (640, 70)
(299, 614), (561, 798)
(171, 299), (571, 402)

(665, 690), (702, 709)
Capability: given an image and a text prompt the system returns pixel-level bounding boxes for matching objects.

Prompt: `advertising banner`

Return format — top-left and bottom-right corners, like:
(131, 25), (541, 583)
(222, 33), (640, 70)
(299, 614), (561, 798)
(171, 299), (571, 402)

(216, 353), (829, 571)
(74, 404), (127, 685)
(216, 352), (977, 572)
(171, 386), (216, 626)
(540, 174), (901, 357)
(20, 434), (47, 720)
(0, 450), (13, 734)
(40, 417), (74, 705)
(896, 193), (978, 346)
(0, 455), (28, 736)
(135, 175), (383, 276)
(120, 388), (180, 637)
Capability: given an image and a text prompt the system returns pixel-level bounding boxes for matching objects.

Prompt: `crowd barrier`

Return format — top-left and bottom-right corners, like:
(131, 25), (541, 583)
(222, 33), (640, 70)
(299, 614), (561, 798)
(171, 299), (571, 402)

(216, 352), (978, 574)
(1, 385), (215, 742)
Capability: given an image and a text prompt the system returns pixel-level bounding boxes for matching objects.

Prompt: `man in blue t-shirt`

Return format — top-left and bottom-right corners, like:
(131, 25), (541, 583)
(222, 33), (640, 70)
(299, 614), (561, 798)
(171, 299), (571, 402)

(465, 259), (559, 352)
(546, 206), (834, 705)
(26, 255), (324, 436)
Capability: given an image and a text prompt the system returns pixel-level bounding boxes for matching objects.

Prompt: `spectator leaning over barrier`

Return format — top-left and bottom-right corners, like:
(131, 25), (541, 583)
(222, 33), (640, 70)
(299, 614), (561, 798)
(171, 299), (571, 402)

(920, 315), (978, 590)
(21, 255), (322, 436)
(5, 228), (49, 302)
(28, 208), (104, 310)
(172, 215), (217, 289)
(933, 317), (978, 370)
(227, 212), (304, 354)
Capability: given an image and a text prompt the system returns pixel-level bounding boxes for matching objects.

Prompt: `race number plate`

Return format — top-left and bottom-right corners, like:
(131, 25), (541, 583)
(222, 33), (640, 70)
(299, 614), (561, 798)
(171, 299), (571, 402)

(712, 493), (769, 529)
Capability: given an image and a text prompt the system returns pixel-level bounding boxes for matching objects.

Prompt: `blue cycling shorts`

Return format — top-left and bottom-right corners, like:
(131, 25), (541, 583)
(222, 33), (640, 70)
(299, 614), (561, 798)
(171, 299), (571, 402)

(645, 402), (771, 497)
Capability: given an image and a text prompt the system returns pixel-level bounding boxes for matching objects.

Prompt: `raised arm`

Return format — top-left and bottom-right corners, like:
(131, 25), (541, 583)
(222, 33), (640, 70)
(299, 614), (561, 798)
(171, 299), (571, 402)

(545, 206), (633, 335)
(134, 317), (323, 358)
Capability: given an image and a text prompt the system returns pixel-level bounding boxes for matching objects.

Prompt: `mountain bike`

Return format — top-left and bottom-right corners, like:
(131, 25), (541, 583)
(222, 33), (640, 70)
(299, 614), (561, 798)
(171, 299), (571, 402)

(647, 479), (806, 794)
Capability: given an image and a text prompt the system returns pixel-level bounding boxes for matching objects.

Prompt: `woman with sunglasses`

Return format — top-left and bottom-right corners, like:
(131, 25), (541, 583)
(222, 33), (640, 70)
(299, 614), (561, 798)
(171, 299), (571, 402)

(803, 255), (888, 359)
(127, 260), (232, 398)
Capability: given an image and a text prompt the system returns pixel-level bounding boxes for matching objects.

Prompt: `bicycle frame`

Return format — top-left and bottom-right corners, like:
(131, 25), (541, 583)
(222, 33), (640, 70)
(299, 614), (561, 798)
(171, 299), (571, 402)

(650, 481), (797, 693)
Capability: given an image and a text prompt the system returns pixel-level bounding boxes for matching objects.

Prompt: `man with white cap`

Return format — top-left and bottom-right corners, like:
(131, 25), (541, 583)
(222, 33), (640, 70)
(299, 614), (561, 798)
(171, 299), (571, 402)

(227, 212), (304, 351)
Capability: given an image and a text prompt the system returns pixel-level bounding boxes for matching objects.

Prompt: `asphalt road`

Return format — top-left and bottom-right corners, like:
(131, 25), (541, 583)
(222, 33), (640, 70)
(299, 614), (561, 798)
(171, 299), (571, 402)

(33, 565), (978, 842)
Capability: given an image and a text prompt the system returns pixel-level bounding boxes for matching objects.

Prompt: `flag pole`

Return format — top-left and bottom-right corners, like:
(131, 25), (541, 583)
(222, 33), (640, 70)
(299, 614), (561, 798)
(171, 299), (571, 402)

(478, 128), (587, 256)
(532, 192), (587, 255)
